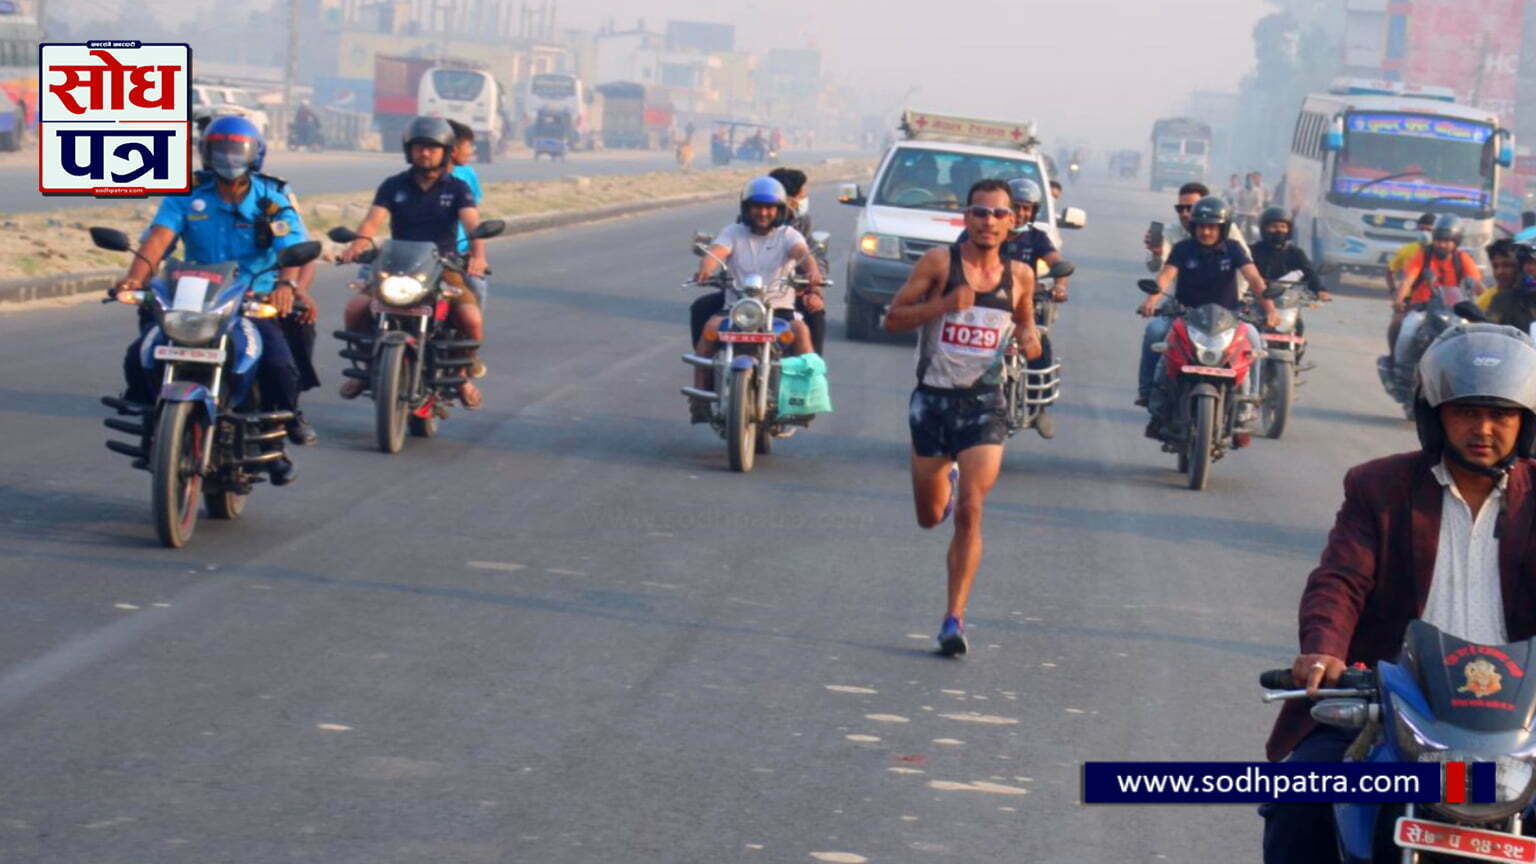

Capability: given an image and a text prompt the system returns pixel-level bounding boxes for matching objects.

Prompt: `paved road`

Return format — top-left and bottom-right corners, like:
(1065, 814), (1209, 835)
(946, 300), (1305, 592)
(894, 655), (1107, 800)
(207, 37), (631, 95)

(0, 177), (1414, 862)
(1, 148), (862, 214)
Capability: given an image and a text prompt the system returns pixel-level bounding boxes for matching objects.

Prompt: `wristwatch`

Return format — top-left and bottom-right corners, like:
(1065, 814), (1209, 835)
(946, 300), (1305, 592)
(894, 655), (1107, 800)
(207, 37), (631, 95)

(273, 279), (297, 291)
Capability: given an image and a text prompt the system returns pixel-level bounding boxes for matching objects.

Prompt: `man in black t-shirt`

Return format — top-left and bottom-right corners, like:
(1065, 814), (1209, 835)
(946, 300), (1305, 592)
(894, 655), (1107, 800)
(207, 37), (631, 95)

(338, 117), (489, 408)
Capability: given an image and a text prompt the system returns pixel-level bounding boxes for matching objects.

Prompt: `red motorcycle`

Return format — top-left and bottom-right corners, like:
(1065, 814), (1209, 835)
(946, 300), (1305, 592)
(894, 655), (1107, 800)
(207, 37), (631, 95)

(1140, 279), (1279, 490)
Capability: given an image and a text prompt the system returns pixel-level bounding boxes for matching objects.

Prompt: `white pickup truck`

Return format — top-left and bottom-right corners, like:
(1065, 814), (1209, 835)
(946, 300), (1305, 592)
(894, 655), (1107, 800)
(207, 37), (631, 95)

(837, 110), (1086, 341)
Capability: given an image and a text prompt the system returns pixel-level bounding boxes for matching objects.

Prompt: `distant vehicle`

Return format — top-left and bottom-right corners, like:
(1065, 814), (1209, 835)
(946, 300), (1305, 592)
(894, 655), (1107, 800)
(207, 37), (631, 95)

(531, 108), (570, 160)
(0, 13), (40, 148)
(522, 73), (586, 143)
(1149, 117), (1212, 191)
(419, 66), (502, 163)
(1283, 78), (1514, 288)
(192, 85), (272, 140)
(835, 109), (1088, 341)
(710, 120), (775, 166)
(374, 55), (486, 153)
(1109, 149), (1141, 179)
(594, 82), (671, 149)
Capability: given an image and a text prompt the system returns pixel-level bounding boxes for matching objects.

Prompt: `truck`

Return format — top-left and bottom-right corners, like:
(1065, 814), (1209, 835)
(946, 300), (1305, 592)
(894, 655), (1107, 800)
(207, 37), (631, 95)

(1149, 117), (1212, 191)
(594, 82), (673, 149)
(373, 54), (488, 152)
(835, 109), (1088, 341)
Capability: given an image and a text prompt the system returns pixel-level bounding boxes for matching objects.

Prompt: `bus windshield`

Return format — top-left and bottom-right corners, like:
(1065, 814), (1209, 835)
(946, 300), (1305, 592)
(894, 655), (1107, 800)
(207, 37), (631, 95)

(1332, 112), (1495, 216)
(531, 75), (575, 100)
(873, 149), (1044, 212)
(431, 70), (486, 101)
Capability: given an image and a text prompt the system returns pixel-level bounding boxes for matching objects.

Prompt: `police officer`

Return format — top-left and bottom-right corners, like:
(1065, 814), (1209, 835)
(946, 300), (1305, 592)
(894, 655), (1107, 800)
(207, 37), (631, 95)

(114, 115), (314, 484)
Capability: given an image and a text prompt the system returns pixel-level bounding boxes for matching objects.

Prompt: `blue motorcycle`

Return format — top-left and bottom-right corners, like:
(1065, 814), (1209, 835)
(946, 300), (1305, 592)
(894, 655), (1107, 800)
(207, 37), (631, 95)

(93, 227), (322, 548)
(1263, 620), (1536, 863)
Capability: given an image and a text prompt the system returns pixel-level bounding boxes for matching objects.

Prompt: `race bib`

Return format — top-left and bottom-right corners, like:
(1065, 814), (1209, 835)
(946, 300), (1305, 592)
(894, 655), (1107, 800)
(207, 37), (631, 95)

(940, 316), (1003, 355)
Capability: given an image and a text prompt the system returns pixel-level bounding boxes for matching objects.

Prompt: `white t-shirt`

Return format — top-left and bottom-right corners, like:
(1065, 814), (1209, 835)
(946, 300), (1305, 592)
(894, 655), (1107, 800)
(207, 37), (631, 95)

(714, 222), (806, 310)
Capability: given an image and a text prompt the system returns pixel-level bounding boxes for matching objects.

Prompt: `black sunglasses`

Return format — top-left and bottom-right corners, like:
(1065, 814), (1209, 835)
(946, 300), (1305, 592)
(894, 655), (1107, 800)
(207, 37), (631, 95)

(1174, 204), (1194, 213)
(967, 206), (1012, 220)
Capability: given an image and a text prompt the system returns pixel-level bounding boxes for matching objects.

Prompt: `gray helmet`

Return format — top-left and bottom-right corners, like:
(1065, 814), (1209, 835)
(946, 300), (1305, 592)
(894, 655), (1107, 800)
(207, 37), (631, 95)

(1432, 214), (1464, 245)
(1008, 177), (1043, 207)
(1190, 195), (1231, 227)
(401, 116), (454, 167)
(1414, 323), (1536, 460)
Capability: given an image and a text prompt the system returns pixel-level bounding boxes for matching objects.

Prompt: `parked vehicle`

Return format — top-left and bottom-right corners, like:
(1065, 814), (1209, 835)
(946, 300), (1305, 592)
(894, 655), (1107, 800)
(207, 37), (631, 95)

(329, 221), (504, 454)
(1261, 620), (1536, 863)
(92, 227), (322, 548)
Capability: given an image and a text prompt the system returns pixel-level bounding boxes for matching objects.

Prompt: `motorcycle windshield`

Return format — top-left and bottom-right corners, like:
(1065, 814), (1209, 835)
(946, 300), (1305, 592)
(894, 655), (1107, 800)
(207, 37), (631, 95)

(157, 260), (242, 311)
(1185, 303), (1239, 336)
(374, 240), (440, 280)
(1400, 620), (1536, 734)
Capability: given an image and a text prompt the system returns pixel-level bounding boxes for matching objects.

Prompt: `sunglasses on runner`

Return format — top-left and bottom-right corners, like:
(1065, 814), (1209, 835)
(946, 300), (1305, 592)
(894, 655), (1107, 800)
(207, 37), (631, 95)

(967, 206), (1012, 220)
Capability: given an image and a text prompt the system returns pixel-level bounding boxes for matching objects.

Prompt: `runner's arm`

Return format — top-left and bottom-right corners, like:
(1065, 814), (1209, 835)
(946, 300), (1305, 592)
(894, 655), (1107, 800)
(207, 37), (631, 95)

(884, 249), (948, 333)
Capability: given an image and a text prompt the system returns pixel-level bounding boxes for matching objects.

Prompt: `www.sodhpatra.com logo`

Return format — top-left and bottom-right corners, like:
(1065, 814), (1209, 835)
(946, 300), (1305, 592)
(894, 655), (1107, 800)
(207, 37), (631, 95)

(1081, 761), (1499, 804)
(39, 41), (191, 197)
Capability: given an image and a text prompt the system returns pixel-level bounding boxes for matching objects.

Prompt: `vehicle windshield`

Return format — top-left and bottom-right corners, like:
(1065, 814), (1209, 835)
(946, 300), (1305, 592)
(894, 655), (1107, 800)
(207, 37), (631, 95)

(1332, 112), (1496, 217)
(873, 149), (1046, 213)
(530, 75), (575, 100)
(432, 70), (486, 101)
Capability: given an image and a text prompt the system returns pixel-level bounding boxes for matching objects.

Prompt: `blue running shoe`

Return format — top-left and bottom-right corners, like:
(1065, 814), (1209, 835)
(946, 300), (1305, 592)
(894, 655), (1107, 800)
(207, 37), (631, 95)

(941, 463), (959, 523)
(936, 615), (968, 657)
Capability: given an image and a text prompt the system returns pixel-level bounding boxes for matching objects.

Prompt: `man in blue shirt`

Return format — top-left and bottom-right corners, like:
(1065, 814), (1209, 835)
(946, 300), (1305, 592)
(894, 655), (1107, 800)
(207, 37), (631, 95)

(447, 120), (489, 382)
(114, 116), (313, 483)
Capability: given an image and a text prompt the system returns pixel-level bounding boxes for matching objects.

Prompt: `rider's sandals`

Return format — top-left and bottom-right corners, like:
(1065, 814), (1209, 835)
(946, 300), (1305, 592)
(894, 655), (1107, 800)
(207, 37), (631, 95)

(459, 381), (483, 410)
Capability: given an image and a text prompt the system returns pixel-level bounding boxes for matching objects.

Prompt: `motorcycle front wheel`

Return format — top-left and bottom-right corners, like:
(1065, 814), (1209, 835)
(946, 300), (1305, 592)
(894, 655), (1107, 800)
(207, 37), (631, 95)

(726, 366), (757, 473)
(374, 340), (410, 454)
(1262, 362), (1295, 440)
(1187, 393), (1215, 492)
(152, 401), (205, 548)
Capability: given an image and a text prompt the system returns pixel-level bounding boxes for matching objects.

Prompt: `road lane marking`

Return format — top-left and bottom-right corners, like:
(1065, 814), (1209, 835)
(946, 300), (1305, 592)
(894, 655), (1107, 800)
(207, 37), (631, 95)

(824, 685), (877, 695)
(316, 723), (352, 732)
(864, 714), (909, 723)
(467, 561), (526, 572)
(928, 779), (1029, 795)
(939, 712), (1019, 726)
(845, 734), (880, 743)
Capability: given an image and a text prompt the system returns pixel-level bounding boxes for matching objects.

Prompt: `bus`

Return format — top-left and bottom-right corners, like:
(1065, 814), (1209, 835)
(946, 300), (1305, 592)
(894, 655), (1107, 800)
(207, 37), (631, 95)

(521, 73), (586, 146)
(0, 11), (40, 149)
(1281, 79), (1515, 288)
(1149, 117), (1211, 191)
(418, 66), (502, 162)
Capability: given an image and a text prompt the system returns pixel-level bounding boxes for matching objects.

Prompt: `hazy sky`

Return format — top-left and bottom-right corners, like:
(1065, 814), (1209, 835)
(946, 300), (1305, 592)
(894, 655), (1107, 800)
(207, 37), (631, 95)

(561, 0), (1272, 148)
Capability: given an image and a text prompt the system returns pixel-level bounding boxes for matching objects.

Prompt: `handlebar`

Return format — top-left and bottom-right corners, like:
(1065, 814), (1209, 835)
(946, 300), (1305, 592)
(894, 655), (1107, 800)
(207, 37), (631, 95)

(1259, 669), (1295, 690)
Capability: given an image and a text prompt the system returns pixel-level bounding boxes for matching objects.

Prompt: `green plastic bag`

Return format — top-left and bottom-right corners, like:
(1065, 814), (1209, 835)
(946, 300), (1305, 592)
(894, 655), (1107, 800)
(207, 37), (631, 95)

(778, 353), (832, 416)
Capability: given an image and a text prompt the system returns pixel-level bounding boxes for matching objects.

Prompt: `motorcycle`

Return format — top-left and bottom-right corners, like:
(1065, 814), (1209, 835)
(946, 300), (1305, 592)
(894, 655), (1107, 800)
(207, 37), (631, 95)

(92, 226), (323, 548)
(1261, 620), (1536, 863)
(1244, 270), (1326, 440)
(1003, 260), (1074, 436)
(1141, 278), (1285, 491)
(1067, 162), (1081, 184)
(680, 236), (831, 472)
(329, 222), (504, 454)
(287, 116), (324, 152)
(1378, 282), (1480, 419)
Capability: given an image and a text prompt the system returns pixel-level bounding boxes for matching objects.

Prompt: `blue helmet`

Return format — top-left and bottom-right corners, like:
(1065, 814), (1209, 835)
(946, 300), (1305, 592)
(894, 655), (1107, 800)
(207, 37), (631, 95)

(740, 176), (789, 224)
(200, 115), (265, 181)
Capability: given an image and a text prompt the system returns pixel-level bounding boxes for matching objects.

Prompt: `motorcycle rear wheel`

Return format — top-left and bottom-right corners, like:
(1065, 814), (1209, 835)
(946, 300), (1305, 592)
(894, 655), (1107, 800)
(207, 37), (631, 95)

(375, 341), (409, 454)
(1187, 394), (1215, 492)
(726, 367), (757, 473)
(152, 401), (204, 548)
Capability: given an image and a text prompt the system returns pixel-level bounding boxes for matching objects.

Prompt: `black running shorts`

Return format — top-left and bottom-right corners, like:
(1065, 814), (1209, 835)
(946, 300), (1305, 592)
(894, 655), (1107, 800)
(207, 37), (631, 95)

(908, 386), (1008, 459)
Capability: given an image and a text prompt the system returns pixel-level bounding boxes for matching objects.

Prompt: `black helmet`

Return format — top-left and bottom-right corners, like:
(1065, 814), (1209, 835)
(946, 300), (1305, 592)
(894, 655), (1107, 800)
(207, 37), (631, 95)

(1189, 196), (1230, 238)
(1432, 214), (1464, 245)
(401, 116), (454, 168)
(1413, 324), (1536, 464)
(1259, 206), (1292, 246)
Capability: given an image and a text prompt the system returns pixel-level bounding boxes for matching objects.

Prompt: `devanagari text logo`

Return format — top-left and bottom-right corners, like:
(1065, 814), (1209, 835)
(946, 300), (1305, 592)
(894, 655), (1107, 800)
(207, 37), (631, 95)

(40, 41), (191, 197)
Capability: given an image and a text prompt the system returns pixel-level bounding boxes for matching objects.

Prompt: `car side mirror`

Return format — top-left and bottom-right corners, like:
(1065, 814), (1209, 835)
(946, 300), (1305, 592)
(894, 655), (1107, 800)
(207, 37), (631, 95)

(276, 240), (322, 268)
(1058, 206), (1087, 230)
(1047, 260), (1075, 279)
(1137, 279), (1161, 295)
(1454, 300), (1487, 322)
(89, 226), (132, 252)
(327, 226), (359, 243)
(1497, 129), (1516, 169)
(837, 183), (865, 206)
(473, 219), (505, 240)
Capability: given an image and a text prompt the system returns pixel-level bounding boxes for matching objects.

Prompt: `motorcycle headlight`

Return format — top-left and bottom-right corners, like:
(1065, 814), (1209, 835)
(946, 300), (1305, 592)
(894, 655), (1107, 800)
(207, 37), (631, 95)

(159, 309), (224, 345)
(858, 233), (902, 260)
(729, 298), (767, 332)
(1189, 328), (1235, 366)
(378, 274), (429, 306)
(1417, 751), (1536, 824)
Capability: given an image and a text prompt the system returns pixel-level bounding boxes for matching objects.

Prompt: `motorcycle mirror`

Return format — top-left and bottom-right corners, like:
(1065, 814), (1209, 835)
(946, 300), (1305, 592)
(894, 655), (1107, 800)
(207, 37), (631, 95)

(327, 226), (359, 243)
(1453, 300), (1487, 322)
(1048, 260), (1076, 279)
(276, 240), (323, 269)
(89, 226), (132, 252)
(1058, 207), (1087, 230)
(473, 219), (505, 240)
(692, 242), (708, 258)
(811, 230), (831, 246)
(1137, 279), (1161, 295)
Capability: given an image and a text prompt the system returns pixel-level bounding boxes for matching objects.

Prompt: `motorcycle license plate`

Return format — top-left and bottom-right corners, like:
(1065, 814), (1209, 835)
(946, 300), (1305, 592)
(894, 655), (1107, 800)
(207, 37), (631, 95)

(153, 345), (225, 365)
(370, 298), (433, 317)
(1266, 333), (1305, 345)
(1181, 365), (1237, 378)
(1395, 816), (1536, 863)
(717, 332), (775, 343)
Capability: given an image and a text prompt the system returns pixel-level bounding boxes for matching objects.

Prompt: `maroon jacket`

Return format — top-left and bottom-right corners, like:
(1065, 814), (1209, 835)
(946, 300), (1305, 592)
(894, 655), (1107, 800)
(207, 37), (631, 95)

(1266, 451), (1536, 761)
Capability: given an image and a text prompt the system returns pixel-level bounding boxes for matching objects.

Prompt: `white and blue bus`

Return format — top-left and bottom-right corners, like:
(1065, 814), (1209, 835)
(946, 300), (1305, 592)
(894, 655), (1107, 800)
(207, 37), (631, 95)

(1281, 79), (1515, 287)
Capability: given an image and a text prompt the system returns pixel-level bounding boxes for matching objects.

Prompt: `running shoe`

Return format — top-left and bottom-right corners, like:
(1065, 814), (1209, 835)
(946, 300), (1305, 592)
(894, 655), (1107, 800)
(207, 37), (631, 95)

(937, 615), (968, 657)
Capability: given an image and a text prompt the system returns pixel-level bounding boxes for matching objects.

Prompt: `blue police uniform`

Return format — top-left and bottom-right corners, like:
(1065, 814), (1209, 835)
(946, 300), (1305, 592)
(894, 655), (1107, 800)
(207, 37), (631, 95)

(123, 173), (311, 412)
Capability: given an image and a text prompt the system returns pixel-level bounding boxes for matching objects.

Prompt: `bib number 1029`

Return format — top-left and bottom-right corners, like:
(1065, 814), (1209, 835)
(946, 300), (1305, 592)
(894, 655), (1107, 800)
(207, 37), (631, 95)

(942, 322), (1001, 350)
